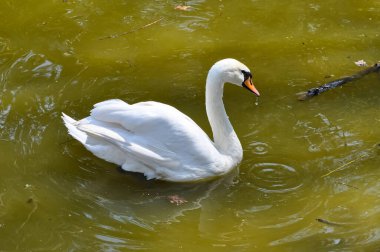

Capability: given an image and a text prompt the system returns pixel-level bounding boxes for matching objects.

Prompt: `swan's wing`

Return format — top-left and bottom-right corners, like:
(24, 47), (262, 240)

(85, 99), (219, 166)
(76, 122), (180, 169)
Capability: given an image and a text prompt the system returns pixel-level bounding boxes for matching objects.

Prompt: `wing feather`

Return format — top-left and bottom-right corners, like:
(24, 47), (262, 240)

(77, 123), (180, 168)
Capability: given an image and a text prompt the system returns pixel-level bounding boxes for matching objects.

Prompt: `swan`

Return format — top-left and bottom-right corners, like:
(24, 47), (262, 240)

(62, 58), (260, 182)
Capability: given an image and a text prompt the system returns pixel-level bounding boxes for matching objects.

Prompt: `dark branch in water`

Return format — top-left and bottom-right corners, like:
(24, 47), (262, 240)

(297, 63), (380, 101)
(316, 218), (345, 227)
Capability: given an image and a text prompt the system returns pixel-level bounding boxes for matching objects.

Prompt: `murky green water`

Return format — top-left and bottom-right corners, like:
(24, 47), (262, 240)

(1, 0), (380, 251)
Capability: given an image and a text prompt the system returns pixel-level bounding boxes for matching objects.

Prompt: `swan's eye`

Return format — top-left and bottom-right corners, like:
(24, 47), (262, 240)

(241, 70), (252, 81)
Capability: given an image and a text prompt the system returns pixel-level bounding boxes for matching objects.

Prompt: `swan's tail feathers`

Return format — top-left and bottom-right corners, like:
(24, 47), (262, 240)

(61, 113), (88, 144)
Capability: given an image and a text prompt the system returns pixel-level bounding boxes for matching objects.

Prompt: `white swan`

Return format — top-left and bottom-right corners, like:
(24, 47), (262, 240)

(62, 58), (260, 182)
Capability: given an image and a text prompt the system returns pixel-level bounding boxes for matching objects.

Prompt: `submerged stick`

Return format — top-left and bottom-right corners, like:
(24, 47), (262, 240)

(320, 153), (367, 178)
(321, 143), (379, 178)
(297, 63), (380, 101)
(315, 218), (355, 227)
(316, 218), (344, 227)
(99, 17), (164, 40)
(335, 181), (359, 190)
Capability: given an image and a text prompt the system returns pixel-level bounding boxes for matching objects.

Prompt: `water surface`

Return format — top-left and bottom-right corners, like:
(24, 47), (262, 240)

(0, 0), (380, 251)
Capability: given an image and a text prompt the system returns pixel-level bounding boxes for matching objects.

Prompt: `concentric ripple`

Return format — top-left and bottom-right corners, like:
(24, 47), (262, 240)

(248, 141), (270, 155)
(247, 162), (303, 193)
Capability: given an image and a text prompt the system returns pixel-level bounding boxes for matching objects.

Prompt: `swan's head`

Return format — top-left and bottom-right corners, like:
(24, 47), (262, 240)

(210, 58), (260, 96)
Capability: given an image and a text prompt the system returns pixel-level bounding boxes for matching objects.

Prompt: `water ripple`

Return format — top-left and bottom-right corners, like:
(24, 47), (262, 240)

(247, 162), (303, 193)
(248, 141), (270, 155)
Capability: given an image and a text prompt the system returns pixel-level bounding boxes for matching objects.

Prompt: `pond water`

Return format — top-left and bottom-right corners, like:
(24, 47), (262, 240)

(0, 0), (380, 251)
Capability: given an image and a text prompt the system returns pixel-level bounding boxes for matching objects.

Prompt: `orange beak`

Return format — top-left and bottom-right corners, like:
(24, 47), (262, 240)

(243, 77), (260, 96)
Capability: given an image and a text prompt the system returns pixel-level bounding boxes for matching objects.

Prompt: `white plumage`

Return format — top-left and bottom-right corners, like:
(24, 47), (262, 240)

(62, 58), (260, 182)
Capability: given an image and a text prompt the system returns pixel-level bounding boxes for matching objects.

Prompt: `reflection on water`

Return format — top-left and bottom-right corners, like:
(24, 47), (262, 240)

(71, 167), (238, 225)
(0, 0), (380, 251)
(46, 150), (241, 251)
(293, 113), (363, 153)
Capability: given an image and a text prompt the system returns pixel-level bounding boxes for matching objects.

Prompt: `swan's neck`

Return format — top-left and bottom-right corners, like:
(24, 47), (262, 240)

(205, 71), (242, 162)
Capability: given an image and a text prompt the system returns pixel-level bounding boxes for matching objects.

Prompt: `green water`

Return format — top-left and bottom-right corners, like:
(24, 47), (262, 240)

(1, 0), (380, 251)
